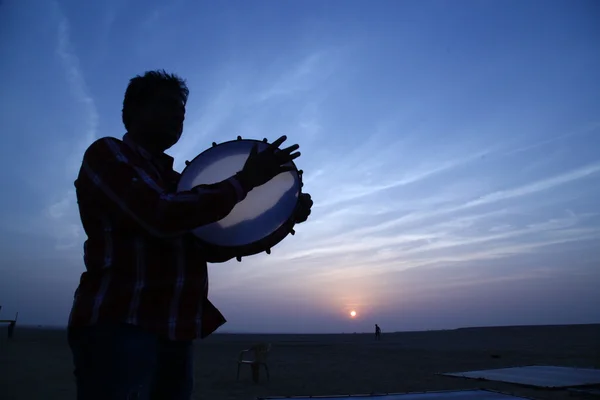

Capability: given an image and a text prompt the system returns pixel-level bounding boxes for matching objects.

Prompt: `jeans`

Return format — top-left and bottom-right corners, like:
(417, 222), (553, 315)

(68, 323), (194, 400)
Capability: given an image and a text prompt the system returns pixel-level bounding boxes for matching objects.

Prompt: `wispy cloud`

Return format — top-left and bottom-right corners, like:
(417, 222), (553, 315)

(346, 162), (600, 238)
(139, 0), (187, 30)
(281, 226), (600, 287)
(41, 4), (99, 250)
(462, 162), (600, 209)
(276, 207), (588, 264)
(209, 118), (600, 296)
(316, 149), (492, 208)
(56, 18), (98, 173)
(303, 119), (499, 209)
(170, 48), (342, 171)
(503, 122), (600, 156)
(91, 1), (130, 65)
(254, 51), (334, 103)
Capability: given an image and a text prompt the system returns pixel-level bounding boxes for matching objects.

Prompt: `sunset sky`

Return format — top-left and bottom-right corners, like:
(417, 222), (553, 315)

(1, 0), (599, 333)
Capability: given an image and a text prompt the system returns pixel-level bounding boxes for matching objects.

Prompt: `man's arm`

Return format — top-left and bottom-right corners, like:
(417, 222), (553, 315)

(80, 137), (250, 238)
(192, 239), (236, 263)
(198, 192), (314, 263)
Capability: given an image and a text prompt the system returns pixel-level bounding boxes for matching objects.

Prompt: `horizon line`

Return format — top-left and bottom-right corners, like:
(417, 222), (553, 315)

(13, 321), (600, 334)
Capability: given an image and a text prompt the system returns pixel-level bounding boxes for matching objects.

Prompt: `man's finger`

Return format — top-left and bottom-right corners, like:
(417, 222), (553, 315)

(302, 198), (313, 208)
(271, 135), (287, 149)
(279, 144), (300, 154)
(277, 150), (301, 163)
(295, 208), (311, 223)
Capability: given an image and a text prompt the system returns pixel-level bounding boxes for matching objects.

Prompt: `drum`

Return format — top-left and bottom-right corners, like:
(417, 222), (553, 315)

(178, 136), (303, 261)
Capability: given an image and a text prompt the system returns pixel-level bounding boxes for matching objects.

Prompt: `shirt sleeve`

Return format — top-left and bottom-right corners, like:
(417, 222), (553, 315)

(79, 137), (249, 238)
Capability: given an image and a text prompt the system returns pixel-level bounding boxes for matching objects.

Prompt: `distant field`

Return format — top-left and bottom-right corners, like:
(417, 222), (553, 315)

(0, 324), (599, 399)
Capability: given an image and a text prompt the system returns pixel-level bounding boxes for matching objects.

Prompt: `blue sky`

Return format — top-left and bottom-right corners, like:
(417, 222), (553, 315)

(0, 0), (599, 333)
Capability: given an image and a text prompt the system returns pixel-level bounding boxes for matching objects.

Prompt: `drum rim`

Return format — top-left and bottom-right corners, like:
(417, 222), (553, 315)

(179, 137), (303, 261)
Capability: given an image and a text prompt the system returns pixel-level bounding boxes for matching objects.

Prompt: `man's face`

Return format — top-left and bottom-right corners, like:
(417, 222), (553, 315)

(134, 88), (186, 152)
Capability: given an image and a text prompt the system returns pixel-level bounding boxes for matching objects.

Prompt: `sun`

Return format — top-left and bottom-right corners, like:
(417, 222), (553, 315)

(350, 310), (357, 318)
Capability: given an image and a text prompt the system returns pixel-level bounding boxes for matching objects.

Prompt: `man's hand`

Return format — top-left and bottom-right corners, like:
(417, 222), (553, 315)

(294, 193), (313, 224)
(238, 135), (301, 190)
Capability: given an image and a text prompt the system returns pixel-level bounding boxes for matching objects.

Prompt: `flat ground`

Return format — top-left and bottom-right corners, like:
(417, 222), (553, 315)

(0, 324), (599, 399)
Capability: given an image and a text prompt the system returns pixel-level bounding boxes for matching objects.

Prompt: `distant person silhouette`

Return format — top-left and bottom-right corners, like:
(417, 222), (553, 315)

(375, 324), (381, 340)
(7, 321), (15, 339)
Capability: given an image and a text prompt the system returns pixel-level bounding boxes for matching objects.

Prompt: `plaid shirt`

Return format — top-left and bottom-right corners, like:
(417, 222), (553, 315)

(68, 133), (248, 341)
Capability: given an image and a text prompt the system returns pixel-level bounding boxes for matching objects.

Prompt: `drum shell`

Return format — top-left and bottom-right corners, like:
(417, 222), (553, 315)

(177, 138), (303, 261)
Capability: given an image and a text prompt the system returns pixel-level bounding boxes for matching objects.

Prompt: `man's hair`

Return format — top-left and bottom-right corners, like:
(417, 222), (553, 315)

(122, 69), (189, 131)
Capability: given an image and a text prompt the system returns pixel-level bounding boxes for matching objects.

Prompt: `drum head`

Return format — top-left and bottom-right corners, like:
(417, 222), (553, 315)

(178, 138), (301, 258)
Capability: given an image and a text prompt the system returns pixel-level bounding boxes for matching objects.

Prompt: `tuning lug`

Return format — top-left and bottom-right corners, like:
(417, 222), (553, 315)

(237, 135), (242, 141)
(185, 160), (190, 166)
(266, 248), (271, 255)
(290, 229), (296, 235)
(212, 142), (217, 147)
(236, 256), (242, 262)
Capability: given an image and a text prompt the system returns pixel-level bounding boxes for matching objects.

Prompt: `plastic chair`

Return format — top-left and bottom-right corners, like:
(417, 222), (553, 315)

(236, 343), (271, 383)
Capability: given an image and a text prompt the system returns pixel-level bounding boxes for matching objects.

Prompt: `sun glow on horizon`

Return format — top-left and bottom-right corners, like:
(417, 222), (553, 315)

(350, 310), (357, 318)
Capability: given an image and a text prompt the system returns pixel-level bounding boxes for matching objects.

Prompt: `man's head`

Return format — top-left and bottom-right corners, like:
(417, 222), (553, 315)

(122, 70), (189, 153)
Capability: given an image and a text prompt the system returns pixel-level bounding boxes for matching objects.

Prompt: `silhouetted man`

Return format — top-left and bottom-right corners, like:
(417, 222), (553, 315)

(67, 70), (313, 400)
(375, 324), (381, 340)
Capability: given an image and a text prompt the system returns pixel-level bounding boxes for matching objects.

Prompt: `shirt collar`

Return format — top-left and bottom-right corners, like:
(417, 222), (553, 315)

(123, 132), (175, 170)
